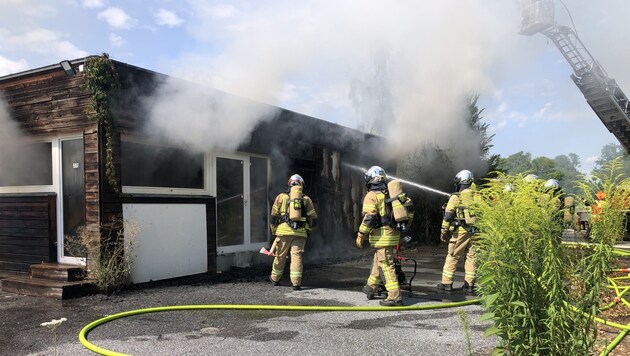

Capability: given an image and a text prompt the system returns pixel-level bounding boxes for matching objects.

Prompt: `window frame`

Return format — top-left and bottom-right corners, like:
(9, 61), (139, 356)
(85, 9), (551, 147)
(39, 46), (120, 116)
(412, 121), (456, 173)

(120, 136), (210, 196)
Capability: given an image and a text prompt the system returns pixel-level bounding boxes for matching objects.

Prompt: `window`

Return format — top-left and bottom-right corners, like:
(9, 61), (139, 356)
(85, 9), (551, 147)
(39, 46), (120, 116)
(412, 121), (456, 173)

(121, 140), (204, 190)
(0, 141), (52, 187)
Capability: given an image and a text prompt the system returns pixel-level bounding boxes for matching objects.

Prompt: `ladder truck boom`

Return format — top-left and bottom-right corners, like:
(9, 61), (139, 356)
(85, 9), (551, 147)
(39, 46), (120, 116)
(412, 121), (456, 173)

(519, 0), (630, 152)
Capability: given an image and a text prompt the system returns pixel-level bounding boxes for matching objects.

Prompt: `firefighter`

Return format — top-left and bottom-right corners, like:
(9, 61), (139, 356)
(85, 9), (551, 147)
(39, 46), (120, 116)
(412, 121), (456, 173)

(356, 166), (413, 307)
(437, 169), (477, 293)
(269, 174), (318, 290)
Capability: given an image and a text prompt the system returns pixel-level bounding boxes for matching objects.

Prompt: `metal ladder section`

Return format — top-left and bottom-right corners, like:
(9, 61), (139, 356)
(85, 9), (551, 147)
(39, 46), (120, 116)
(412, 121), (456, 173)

(543, 25), (630, 151)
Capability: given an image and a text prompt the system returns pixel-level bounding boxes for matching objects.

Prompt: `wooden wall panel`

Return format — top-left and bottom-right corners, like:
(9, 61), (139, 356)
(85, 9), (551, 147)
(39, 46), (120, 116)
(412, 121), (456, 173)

(0, 195), (56, 275)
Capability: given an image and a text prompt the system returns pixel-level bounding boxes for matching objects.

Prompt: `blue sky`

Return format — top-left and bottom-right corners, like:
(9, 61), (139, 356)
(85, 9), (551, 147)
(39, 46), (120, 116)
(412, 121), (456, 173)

(1, 0), (628, 173)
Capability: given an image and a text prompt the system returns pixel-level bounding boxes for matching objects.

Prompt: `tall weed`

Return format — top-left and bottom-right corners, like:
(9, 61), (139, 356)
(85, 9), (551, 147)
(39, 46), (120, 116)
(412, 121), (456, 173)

(474, 165), (627, 355)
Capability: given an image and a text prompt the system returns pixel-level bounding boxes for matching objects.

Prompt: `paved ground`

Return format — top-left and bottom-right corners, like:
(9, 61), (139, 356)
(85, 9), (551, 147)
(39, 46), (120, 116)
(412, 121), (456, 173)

(0, 245), (496, 356)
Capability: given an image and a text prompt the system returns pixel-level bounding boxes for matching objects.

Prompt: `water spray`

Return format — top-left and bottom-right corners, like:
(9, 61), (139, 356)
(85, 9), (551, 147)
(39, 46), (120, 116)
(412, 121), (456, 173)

(343, 163), (451, 198)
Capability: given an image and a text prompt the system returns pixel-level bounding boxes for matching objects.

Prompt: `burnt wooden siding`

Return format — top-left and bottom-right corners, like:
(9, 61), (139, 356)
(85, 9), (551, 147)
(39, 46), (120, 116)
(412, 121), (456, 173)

(0, 194), (56, 276)
(0, 67), (95, 135)
(0, 63), (101, 277)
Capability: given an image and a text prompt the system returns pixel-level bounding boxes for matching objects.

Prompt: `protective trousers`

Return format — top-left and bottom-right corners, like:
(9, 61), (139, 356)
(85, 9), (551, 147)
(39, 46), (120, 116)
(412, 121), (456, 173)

(366, 246), (401, 301)
(441, 230), (476, 285)
(270, 235), (306, 287)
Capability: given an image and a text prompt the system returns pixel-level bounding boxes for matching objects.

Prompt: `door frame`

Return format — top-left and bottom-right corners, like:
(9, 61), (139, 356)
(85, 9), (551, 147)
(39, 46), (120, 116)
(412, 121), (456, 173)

(213, 152), (269, 254)
(57, 135), (85, 265)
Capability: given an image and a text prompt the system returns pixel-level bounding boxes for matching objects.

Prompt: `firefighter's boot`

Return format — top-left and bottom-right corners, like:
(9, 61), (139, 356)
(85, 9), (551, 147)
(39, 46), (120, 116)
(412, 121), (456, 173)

(437, 283), (452, 292)
(379, 299), (403, 307)
(363, 285), (375, 300)
(463, 281), (476, 294)
(270, 276), (280, 286)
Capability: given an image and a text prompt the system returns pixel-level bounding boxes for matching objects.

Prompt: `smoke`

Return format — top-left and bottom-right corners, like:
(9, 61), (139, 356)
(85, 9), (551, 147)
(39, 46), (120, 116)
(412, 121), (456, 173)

(141, 77), (279, 152)
(154, 0), (519, 158)
(0, 94), (20, 145)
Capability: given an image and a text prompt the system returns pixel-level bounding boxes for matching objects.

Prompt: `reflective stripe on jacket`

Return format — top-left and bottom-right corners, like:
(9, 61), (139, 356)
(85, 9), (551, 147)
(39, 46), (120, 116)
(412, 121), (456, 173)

(359, 190), (399, 247)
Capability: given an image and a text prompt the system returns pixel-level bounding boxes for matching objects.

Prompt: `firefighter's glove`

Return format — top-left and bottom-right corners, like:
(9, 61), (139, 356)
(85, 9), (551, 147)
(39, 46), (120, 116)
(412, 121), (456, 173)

(355, 232), (366, 249)
(439, 228), (449, 243)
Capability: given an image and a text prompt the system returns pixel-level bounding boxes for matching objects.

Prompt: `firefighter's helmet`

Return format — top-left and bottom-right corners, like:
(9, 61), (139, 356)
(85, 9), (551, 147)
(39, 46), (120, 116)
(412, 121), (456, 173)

(454, 170), (474, 186)
(364, 166), (386, 186)
(544, 179), (559, 189)
(523, 174), (538, 183)
(288, 174), (304, 187)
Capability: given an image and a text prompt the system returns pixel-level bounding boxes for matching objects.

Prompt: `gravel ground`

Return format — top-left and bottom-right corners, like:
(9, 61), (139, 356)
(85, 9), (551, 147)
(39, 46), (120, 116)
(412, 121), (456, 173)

(0, 245), (497, 356)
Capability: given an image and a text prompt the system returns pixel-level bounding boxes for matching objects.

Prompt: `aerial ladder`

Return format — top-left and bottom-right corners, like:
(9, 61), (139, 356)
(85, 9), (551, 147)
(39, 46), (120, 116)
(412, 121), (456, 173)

(519, 0), (630, 152)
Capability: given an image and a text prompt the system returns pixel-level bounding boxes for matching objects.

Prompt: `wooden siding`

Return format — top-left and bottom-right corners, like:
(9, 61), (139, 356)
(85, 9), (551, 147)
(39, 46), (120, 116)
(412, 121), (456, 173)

(0, 69), (95, 135)
(0, 194), (56, 275)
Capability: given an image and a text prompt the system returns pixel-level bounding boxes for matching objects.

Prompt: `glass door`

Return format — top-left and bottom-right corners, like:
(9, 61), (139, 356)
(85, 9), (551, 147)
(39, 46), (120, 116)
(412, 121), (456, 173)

(216, 157), (245, 249)
(215, 154), (269, 254)
(59, 138), (86, 262)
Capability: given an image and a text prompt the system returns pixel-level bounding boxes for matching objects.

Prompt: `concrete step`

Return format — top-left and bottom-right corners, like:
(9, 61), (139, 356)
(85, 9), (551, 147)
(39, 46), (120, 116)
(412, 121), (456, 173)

(1, 275), (96, 299)
(30, 263), (85, 282)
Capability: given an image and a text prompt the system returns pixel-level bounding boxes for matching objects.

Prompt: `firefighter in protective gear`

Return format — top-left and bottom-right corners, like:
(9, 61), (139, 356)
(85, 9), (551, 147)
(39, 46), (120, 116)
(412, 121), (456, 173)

(269, 174), (318, 290)
(437, 169), (477, 293)
(357, 166), (414, 307)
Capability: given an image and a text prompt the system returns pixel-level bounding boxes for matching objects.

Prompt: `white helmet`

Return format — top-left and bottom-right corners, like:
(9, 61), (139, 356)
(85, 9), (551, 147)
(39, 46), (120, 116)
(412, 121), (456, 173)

(364, 166), (386, 185)
(288, 174), (304, 187)
(454, 170), (474, 186)
(523, 174), (538, 183)
(544, 179), (559, 189)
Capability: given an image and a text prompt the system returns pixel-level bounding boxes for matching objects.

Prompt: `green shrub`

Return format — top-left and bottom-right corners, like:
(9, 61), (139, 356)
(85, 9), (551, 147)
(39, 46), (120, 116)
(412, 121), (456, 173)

(473, 168), (626, 355)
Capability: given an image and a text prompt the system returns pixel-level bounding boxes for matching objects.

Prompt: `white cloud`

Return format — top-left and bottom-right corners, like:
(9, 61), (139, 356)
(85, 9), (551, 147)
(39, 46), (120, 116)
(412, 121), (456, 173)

(4, 28), (88, 59)
(208, 4), (238, 19)
(0, 55), (29, 76)
(0, 0), (57, 17)
(97, 7), (136, 29)
(82, 0), (105, 9)
(109, 32), (125, 47)
(154, 8), (184, 28)
(534, 101), (552, 118)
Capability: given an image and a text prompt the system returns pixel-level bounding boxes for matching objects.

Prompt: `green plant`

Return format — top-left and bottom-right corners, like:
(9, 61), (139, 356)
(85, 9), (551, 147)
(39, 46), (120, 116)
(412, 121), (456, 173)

(473, 173), (609, 355)
(83, 53), (121, 192)
(458, 309), (472, 356)
(70, 217), (138, 294)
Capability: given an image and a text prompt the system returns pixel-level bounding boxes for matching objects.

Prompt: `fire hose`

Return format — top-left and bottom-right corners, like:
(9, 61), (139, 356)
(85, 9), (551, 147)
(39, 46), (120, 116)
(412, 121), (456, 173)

(79, 246), (630, 356)
(78, 299), (481, 356)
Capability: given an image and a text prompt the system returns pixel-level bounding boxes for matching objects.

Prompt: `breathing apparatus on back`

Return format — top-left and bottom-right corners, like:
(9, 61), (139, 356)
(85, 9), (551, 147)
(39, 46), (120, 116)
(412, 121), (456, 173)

(287, 174), (306, 230)
(453, 170), (477, 231)
(364, 166), (412, 232)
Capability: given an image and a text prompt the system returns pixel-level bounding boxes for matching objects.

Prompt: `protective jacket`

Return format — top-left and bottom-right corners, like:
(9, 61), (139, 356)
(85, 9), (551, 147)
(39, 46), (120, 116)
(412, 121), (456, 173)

(270, 192), (317, 238)
(441, 187), (476, 234)
(359, 184), (414, 247)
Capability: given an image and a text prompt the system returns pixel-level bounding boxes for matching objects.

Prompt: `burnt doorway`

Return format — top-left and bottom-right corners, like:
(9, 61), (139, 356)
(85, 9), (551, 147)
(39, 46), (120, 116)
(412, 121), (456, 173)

(59, 138), (86, 262)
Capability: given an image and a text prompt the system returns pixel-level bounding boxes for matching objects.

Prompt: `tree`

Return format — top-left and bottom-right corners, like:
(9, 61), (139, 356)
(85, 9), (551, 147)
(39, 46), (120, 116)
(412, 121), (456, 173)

(501, 151), (532, 174)
(553, 154), (582, 195)
(467, 94), (502, 176)
(592, 143), (630, 178)
(396, 94), (497, 244)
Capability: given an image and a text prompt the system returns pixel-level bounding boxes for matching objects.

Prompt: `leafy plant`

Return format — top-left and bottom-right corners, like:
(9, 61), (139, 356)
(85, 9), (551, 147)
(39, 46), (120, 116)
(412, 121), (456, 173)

(83, 53), (121, 192)
(473, 172), (620, 355)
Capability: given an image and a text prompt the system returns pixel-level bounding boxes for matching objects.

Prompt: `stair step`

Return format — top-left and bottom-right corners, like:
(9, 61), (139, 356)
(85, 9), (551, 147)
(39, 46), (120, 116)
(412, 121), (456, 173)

(1, 275), (96, 299)
(30, 263), (86, 282)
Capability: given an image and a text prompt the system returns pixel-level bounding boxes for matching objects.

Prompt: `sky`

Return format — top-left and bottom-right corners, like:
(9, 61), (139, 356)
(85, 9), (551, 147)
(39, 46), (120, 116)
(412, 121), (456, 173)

(0, 0), (628, 174)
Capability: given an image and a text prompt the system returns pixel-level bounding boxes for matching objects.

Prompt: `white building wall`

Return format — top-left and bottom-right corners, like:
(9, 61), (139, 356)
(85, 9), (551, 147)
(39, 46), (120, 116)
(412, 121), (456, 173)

(123, 203), (208, 283)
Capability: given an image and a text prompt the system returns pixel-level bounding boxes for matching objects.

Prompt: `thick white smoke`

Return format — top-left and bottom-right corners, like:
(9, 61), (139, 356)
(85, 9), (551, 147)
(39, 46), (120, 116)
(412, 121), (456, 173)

(151, 0), (518, 156)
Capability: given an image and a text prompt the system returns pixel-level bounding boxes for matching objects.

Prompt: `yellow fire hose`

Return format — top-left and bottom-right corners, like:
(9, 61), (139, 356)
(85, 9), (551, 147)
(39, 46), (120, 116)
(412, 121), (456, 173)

(78, 299), (482, 356)
(79, 245), (630, 356)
